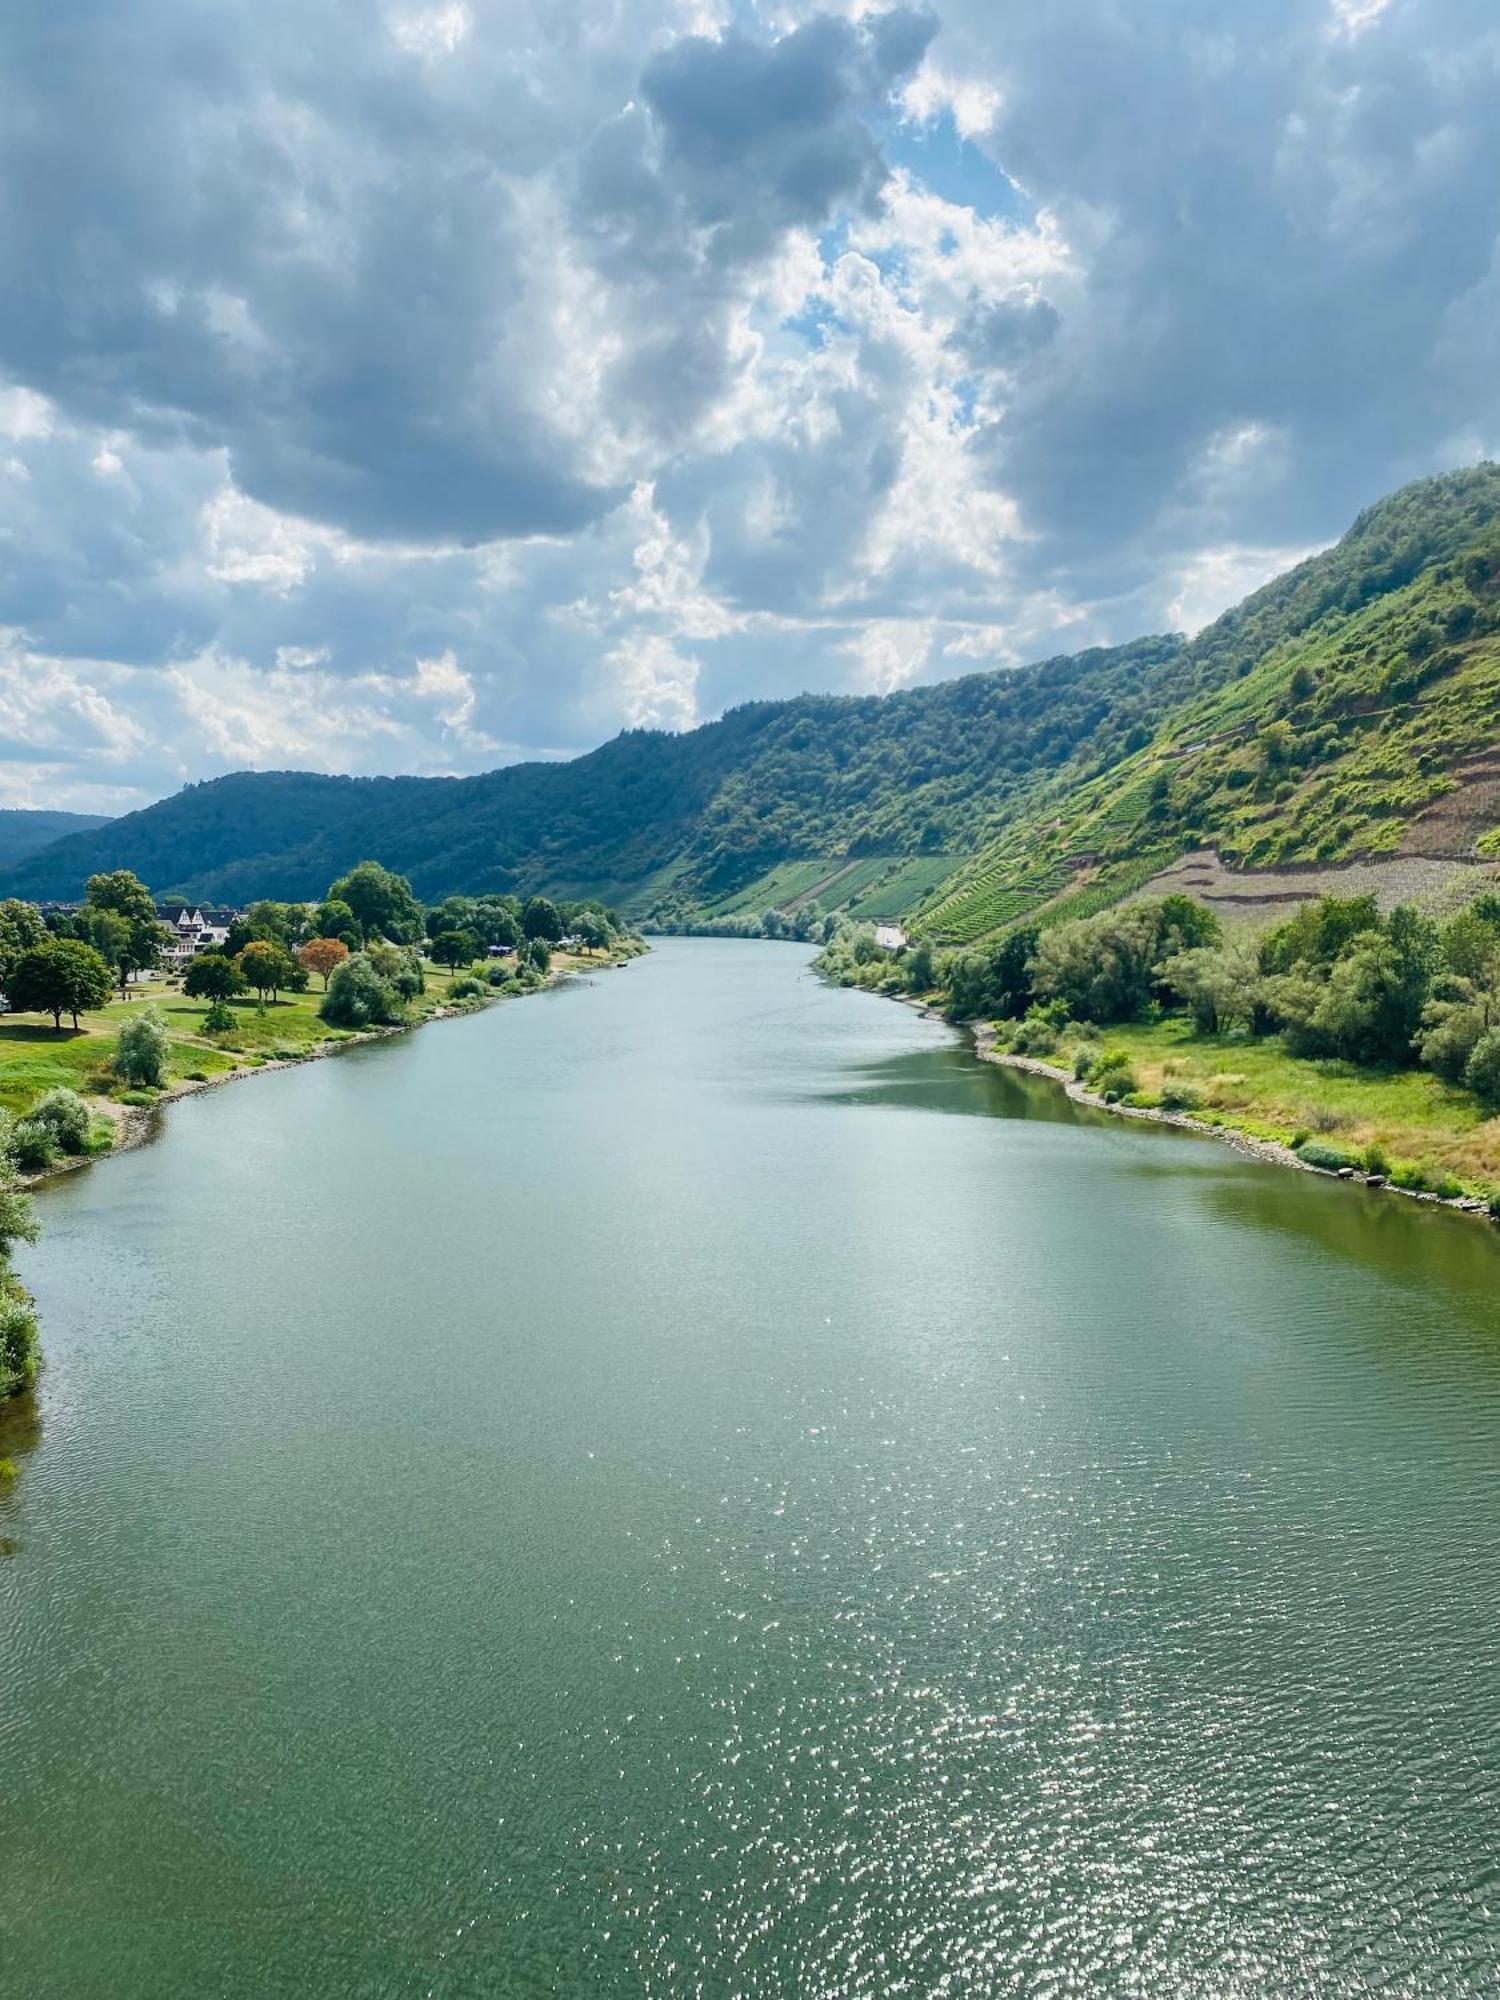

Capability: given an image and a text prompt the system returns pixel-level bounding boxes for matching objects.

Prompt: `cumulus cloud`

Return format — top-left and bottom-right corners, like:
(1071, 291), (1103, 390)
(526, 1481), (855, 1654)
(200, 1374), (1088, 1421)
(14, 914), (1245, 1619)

(0, 0), (1498, 808)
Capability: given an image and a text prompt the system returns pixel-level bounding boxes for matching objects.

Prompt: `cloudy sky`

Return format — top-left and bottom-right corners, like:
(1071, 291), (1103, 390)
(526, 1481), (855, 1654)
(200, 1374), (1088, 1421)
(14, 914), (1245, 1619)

(2, 0), (1498, 811)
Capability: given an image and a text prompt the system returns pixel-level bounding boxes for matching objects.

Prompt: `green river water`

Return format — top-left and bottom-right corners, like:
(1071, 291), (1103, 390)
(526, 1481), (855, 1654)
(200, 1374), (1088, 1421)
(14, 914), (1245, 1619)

(2, 938), (1498, 1996)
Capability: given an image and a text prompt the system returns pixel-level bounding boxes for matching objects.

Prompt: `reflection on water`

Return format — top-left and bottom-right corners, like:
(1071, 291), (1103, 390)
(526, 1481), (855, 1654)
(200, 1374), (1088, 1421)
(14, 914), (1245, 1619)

(2, 939), (1498, 1997)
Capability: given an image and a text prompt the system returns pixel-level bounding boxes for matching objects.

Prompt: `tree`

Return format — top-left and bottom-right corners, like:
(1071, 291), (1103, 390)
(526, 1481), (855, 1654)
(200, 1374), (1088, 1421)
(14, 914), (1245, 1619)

(182, 951), (245, 1002)
(312, 898), (362, 948)
(319, 953), (405, 1028)
(906, 938), (937, 993)
(526, 937), (552, 974)
(7, 938), (114, 1031)
(325, 862), (423, 944)
(84, 870), (167, 992)
(0, 898), (46, 988)
(431, 929), (480, 975)
(521, 896), (563, 943)
(115, 1006), (171, 1088)
(237, 940), (294, 1003)
(1419, 981), (1499, 1083)
(574, 910), (611, 954)
(1157, 936), (1262, 1034)
(298, 937), (349, 989)
(1465, 1027), (1500, 1104)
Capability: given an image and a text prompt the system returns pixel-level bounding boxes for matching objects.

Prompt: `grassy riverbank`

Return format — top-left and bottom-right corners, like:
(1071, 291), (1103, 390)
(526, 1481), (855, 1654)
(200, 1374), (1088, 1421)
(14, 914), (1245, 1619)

(0, 945), (636, 1156)
(980, 1013), (1500, 1201)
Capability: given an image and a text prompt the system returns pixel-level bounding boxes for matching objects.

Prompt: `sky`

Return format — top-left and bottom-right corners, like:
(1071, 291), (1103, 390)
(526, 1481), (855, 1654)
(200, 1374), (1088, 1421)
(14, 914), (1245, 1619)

(2, 0), (1498, 813)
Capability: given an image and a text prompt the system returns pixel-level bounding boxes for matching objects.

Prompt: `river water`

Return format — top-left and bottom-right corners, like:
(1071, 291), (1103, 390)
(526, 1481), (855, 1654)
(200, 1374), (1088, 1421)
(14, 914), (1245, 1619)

(2, 939), (1498, 1995)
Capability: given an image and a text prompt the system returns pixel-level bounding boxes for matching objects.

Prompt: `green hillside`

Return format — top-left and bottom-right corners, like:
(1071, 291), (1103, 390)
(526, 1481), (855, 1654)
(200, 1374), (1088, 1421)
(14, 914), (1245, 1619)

(7, 466), (1500, 923)
(921, 466), (1500, 943)
(1, 635), (1193, 907)
(0, 809), (111, 868)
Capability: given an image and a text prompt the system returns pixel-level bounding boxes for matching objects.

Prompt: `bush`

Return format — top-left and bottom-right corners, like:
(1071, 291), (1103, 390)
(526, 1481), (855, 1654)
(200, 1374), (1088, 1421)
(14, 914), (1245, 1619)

(115, 1006), (170, 1088)
(31, 1087), (91, 1155)
(1089, 1051), (1139, 1098)
(1011, 1017), (1059, 1056)
(1072, 1048), (1095, 1080)
(9, 1120), (57, 1172)
(320, 953), (405, 1029)
(1158, 1081), (1203, 1112)
(203, 997), (236, 1033)
(1295, 1139), (1355, 1171)
(1363, 1142), (1391, 1176)
(448, 976), (486, 1002)
(485, 962), (514, 988)
(0, 1276), (40, 1399)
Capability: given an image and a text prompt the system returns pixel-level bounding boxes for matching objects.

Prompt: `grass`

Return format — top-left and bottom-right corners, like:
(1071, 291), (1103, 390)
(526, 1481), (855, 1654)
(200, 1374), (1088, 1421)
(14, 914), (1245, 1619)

(1035, 1014), (1500, 1193)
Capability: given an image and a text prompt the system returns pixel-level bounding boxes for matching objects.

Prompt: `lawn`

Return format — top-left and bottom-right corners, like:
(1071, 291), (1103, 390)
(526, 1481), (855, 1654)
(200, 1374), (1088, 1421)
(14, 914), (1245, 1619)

(1042, 1014), (1500, 1193)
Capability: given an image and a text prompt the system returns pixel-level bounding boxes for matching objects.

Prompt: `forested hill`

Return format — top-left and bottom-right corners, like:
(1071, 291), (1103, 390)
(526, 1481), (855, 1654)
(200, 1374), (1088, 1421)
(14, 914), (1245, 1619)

(0, 809), (112, 868)
(7, 464), (1500, 921)
(0, 635), (1190, 905)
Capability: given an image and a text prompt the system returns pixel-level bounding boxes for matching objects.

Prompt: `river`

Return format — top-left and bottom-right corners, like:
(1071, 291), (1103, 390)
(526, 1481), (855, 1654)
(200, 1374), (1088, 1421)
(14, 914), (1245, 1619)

(2, 939), (1498, 1995)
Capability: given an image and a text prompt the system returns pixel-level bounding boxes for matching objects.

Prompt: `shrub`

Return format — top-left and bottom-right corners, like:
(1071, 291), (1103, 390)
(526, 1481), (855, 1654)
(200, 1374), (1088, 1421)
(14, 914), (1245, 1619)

(203, 997), (236, 1033)
(1295, 1139), (1355, 1171)
(1362, 1141), (1391, 1176)
(1072, 1048), (1095, 1080)
(485, 962), (514, 988)
(1159, 1081), (1203, 1112)
(448, 976), (486, 1002)
(0, 1275), (40, 1398)
(1089, 1051), (1139, 1098)
(9, 1120), (57, 1172)
(31, 1087), (91, 1155)
(320, 953), (405, 1029)
(1011, 1017), (1059, 1056)
(115, 1006), (170, 1088)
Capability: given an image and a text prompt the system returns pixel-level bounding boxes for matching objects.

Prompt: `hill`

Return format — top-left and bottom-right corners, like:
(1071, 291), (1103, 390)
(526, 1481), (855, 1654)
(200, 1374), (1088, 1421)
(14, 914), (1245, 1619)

(919, 465), (1500, 942)
(6, 465), (1500, 922)
(1, 636), (1195, 906)
(0, 809), (112, 869)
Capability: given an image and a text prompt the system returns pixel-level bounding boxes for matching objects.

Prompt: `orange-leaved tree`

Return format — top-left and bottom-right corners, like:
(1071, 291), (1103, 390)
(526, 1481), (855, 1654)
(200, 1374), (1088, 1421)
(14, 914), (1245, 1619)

(298, 937), (350, 990)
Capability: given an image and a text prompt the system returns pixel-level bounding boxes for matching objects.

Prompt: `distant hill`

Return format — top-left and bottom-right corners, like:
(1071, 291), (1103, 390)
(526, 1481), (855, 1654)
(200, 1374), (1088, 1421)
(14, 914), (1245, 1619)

(0, 808), (112, 870)
(6, 465), (1499, 928)
(0, 636), (1195, 907)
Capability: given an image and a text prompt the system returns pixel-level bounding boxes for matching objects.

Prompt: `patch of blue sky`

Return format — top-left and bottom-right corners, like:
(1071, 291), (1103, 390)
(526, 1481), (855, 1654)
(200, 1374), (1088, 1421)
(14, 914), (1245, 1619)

(881, 108), (1027, 226)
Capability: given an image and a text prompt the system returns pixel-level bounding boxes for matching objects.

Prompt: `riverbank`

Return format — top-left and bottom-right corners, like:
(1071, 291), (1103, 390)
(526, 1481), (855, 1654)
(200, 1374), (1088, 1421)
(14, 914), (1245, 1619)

(9, 944), (642, 1188)
(970, 1023), (1499, 1221)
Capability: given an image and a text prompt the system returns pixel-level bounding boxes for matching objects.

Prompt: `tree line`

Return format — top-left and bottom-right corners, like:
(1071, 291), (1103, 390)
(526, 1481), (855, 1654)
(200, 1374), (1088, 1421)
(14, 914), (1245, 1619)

(820, 890), (1500, 1116)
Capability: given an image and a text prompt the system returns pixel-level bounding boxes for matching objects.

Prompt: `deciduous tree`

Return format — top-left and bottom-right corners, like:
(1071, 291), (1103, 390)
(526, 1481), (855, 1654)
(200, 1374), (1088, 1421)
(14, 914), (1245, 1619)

(298, 937), (349, 989)
(183, 951), (245, 1002)
(7, 938), (114, 1030)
